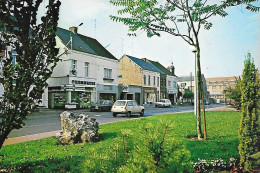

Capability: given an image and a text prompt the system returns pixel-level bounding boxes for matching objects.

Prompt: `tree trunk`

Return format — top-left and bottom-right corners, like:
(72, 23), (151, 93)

(200, 82), (207, 139)
(0, 128), (11, 150)
(195, 45), (202, 140)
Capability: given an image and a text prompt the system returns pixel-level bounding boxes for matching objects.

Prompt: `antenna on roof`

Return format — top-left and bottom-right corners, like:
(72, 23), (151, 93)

(94, 19), (96, 38)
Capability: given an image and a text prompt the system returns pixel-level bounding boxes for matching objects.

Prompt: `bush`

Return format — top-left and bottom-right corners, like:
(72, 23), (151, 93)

(84, 121), (192, 172)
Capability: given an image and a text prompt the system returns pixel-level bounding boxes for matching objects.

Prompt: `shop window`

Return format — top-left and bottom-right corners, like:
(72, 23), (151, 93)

(104, 68), (112, 79)
(85, 62), (89, 77)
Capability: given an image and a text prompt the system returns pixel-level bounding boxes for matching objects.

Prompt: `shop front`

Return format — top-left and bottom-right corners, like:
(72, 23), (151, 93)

(48, 84), (96, 109)
(97, 84), (118, 103)
(167, 89), (178, 104)
(143, 87), (157, 104)
(118, 84), (142, 104)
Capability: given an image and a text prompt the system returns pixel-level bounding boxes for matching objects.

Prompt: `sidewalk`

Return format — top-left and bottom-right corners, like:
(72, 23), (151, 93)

(3, 130), (60, 146)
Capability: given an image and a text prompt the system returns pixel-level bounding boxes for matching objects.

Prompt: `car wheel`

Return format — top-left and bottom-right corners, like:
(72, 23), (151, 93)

(140, 110), (144, 116)
(113, 113), (117, 117)
(155, 105), (158, 108)
(126, 111), (131, 118)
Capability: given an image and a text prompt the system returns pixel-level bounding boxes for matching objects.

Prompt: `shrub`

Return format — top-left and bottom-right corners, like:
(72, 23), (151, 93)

(238, 53), (259, 170)
(84, 121), (192, 172)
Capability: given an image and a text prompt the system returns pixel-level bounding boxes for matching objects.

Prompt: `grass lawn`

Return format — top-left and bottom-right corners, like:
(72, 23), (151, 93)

(0, 111), (241, 172)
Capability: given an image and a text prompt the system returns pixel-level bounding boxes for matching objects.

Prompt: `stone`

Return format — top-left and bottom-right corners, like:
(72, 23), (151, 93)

(56, 111), (99, 145)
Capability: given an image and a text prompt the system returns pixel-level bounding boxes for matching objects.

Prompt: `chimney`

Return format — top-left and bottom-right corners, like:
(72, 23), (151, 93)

(69, 26), (77, 34)
(171, 65), (175, 76)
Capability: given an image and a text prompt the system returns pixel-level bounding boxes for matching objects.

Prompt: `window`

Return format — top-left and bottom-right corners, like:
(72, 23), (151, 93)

(70, 60), (77, 75)
(153, 76), (156, 86)
(85, 62), (89, 77)
(148, 75), (151, 86)
(143, 75), (146, 85)
(104, 68), (112, 79)
(127, 101), (133, 106)
(173, 82), (177, 88)
(71, 60), (77, 70)
(168, 81), (171, 87)
(157, 77), (159, 87)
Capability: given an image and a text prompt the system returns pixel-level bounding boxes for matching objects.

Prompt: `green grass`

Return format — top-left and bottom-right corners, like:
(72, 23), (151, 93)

(0, 111), (241, 172)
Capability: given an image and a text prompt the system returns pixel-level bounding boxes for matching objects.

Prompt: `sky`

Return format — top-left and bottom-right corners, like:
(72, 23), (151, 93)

(39, 0), (260, 78)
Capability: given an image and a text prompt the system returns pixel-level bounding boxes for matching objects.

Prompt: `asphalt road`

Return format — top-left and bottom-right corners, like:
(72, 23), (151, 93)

(8, 104), (223, 138)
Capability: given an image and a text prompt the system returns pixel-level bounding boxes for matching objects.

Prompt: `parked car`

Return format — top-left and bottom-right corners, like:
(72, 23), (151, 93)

(111, 100), (144, 117)
(155, 99), (171, 107)
(205, 100), (210, 105)
(90, 100), (114, 112)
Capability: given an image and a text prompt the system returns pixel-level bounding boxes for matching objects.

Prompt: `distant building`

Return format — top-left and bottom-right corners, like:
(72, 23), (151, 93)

(176, 74), (208, 102)
(118, 55), (163, 104)
(143, 59), (178, 104)
(206, 76), (238, 103)
(46, 26), (118, 109)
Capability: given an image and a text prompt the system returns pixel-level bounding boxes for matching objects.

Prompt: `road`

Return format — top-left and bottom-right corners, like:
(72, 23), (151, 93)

(8, 104), (223, 138)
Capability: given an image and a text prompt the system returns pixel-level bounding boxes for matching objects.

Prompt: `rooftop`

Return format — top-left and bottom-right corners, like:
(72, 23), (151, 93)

(56, 27), (117, 60)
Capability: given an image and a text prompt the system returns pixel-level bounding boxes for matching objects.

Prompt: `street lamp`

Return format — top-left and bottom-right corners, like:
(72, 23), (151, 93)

(190, 46), (197, 115)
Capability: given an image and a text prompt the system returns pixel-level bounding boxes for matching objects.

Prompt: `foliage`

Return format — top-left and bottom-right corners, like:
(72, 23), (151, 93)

(0, 0), (61, 149)
(238, 52), (260, 170)
(109, 0), (259, 140)
(85, 122), (192, 172)
(0, 111), (241, 172)
(225, 78), (242, 110)
(193, 157), (238, 172)
(183, 89), (193, 99)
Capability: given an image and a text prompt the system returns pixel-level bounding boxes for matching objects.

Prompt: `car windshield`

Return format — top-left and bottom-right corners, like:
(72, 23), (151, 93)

(114, 101), (126, 106)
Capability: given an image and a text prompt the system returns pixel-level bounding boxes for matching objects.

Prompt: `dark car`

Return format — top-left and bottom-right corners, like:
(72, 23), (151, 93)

(90, 100), (114, 112)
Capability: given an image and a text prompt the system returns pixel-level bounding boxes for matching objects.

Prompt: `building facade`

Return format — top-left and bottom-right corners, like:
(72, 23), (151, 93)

(46, 27), (118, 109)
(118, 55), (163, 104)
(206, 76), (238, 103)
(144, 59), (178, 104)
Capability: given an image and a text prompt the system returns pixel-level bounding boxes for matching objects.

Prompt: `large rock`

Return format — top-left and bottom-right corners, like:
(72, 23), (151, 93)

(56, 111), (99, 145)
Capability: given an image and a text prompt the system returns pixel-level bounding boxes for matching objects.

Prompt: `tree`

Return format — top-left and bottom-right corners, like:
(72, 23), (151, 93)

(183, 89), (193, 101)
(225, 78), (242, 110)
(238, 52), (259, 170)
(0, 0), (61, 150)
(110, 0), (259, 140)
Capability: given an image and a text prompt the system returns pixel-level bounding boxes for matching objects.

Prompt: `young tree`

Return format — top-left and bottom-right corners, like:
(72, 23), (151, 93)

(0, 0), (61, 150)
(238, 52), (259, 170)
(110, 0), (259, 140)
(225, 78), (242, 110)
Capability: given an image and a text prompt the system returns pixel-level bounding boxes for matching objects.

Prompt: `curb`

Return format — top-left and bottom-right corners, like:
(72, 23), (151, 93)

(3, 130), (61, 146)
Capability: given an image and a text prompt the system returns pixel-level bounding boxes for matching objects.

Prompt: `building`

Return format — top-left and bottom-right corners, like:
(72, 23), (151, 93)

(118, 55), (164, 104)
(176, 74), (208, 102)
(143, 59), (178, 104)
(206, 76), (238, 103)
(46, 27), (118, 109)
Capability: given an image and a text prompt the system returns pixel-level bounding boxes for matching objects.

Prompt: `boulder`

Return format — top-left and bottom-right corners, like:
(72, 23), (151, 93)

(56, 111), (99, 144)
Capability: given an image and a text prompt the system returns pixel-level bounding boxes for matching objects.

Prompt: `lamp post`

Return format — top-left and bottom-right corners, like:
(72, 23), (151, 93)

(191, 46), (197, 115)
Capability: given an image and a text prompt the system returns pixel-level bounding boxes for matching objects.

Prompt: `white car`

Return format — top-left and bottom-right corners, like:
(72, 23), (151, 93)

(111, 100), (144, 117)
(155, 99), (171, 107)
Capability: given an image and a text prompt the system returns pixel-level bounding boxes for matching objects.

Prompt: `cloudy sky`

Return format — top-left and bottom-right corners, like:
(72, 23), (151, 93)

(40, 0), (260, 78)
